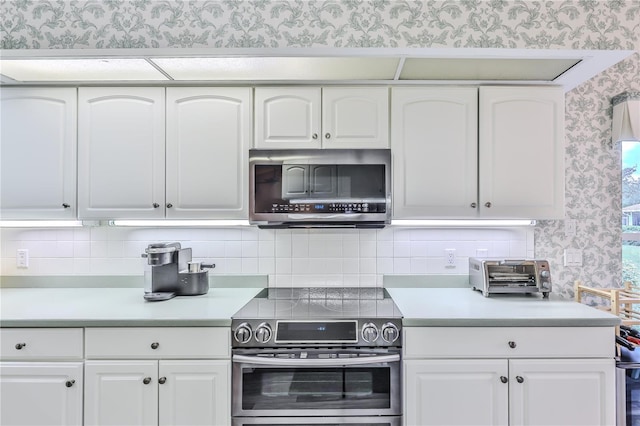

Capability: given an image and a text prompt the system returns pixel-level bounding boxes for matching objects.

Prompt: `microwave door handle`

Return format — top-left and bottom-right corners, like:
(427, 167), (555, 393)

(287, 214), (364, 220)
(232, 354), (400, 366)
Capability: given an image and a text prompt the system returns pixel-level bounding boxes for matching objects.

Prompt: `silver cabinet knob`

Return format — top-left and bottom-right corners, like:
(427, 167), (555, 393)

(143, 377), (152, 385)
(312, 133), (318, 139)
(516, 376), (524, 383)
(381, 322), (399, 343)
(166, 203), (173, 208)
(153, 203), (160, 208)
(470, 202), (477, 208)
(508, 341), (516, 349)
(15, 343), (26, 350)
(65, 380), (75, 388)
(485, 202), (492, 208)
(361, 322), (379, 343)
(500, 376), (508, 384)
(255, 322), (273, 344)
(234, 322), (252, 344)
(158, 377), (167, 385)
(62, 203), (70, 208)
(325, 133), (331, 139)
(150, 342), (159, 350)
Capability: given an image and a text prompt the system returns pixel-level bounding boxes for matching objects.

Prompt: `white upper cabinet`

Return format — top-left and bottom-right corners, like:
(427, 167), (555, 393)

(0, 88), (77, 219)
(479, 86), (565, 219)
(166, 87), (251, 219)
(321, 87), (389, 149)
(392, 85), (565, 220)
(255, 87), (389, 149)
(78, 87), (166, 219)
(255, 87), (321, 148)
(391, 87), (478, 218)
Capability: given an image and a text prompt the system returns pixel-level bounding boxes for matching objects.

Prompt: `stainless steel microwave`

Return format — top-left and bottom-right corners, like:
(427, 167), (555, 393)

(249, 149), (391, 228)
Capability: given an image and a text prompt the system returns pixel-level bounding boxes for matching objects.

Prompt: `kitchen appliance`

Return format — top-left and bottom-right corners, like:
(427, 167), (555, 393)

(231, 287), (403, 426)
(141, 242), (214, 301)
(469, 257), (552, 298)
(249, 149), (391, 228)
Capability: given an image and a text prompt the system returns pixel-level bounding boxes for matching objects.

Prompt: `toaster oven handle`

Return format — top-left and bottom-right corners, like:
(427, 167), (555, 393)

(232, 353), (400, 366)
(498, 260), (527, 265)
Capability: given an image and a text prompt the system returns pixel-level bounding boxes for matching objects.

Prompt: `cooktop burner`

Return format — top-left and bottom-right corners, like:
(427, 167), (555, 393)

(231, 287), (403, 348)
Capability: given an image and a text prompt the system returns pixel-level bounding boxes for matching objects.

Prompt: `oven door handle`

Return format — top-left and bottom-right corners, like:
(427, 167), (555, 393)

(232, 353), (400, 366)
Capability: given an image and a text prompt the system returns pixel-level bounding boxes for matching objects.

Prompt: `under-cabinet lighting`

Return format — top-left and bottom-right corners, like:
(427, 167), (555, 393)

(0, 220), (84, 228)
(391, 220), (536, 227)
(109, 220), (251, 227)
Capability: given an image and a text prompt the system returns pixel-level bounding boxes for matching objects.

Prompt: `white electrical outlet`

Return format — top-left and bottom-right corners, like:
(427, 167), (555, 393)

(564, 219), (577, 237)
(564, 249), (583, 267)
(16, 249), (29, 268)
(445, 249), (456, 267)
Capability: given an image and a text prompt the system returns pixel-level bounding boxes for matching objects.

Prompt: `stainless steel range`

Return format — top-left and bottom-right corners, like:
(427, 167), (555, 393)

(231, 287), (403, 426)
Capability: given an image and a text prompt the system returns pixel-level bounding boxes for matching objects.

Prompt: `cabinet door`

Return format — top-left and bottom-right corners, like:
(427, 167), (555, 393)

(255, 87), (321, 148)
(78, 87), (165, 219)
(322, 87), (389, 148)
(0, 88), (77, 219)
(509, 358), (615, 426)
(166, 88), (251, 219)
(0, 362), (83, 426)
(84, 360), (158, 426)
(479, 86), (565, 219)
(404, 359), (508, 426)
(391, 87), (478, 218)
(159, 360), (230, 426)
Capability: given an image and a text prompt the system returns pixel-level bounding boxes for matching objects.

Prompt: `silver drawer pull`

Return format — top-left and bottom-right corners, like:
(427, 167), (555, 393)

(15, 343), (26, 350)
(508, 341), (517, 349)
(150, 342), (159, 350)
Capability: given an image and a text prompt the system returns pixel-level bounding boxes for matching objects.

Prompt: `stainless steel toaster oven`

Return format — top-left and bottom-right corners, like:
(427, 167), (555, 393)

(469, 258), (552, 298)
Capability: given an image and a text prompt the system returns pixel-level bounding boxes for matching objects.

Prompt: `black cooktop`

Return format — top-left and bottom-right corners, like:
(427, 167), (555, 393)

(231, 287), (403, 320)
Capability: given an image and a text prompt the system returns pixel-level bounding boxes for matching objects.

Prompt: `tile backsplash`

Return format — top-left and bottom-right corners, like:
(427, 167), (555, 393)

(1, 226), (534, 287)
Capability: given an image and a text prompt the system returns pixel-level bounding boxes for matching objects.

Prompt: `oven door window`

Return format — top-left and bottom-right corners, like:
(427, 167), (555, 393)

(240, 366), (391, 411)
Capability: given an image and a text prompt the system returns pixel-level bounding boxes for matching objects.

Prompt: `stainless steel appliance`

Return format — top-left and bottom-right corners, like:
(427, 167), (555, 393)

(469, 257), (552, 298)
(249, 149), (391, 228)
(141, 242), (214, 301)
(231, 287), (403, 426)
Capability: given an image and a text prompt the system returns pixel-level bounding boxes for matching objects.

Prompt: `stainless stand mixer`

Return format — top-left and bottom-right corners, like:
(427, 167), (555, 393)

(142, 242), (214, 301)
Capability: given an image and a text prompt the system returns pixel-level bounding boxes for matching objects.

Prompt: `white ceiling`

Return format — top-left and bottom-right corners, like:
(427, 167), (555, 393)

(0, 47), (633, 91)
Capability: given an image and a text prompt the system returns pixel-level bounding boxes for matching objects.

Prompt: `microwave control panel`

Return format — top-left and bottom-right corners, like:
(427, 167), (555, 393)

(270, 202), (386, 213)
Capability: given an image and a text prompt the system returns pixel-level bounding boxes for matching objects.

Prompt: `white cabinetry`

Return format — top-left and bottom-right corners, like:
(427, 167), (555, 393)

(0, 88), (77, 219)
(166, 87), (251, 218)
(255, 87), (389, 149)
(0, 328), (84, 426)
(84, 327), (230, 426)
(391, 86), (565, 219)
(391, 87), (478, 218)
(79, 87), (251, 220)
(78, 87), (165, 219)
(403, 327), (616, 426)
(479, 86), (565, 219)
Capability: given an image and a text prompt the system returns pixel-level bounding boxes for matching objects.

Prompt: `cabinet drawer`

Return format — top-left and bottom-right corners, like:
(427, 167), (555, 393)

(404, 327), (615, 359)
(0, 328), (84, 360)
(85, 327), (230, 359)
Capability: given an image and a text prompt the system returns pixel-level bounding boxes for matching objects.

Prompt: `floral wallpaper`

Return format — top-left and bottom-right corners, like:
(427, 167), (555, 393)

(1, 0), (640, 298)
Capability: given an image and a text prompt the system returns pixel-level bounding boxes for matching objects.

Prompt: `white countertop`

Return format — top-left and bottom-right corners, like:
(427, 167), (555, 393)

(0, 287), (263, 327)
(0, 286), (620, 328)
(387, 287), (621, 327)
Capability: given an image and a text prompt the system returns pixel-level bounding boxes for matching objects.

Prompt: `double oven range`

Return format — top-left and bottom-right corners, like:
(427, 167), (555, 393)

(231, 287), (403, 426)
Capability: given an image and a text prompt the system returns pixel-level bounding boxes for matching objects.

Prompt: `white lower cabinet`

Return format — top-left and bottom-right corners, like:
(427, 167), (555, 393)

(84, 359), (230, 426)
(0, 328), (84, 426)
(84, 327), (231, 426)
(403, 327), (616, 426)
